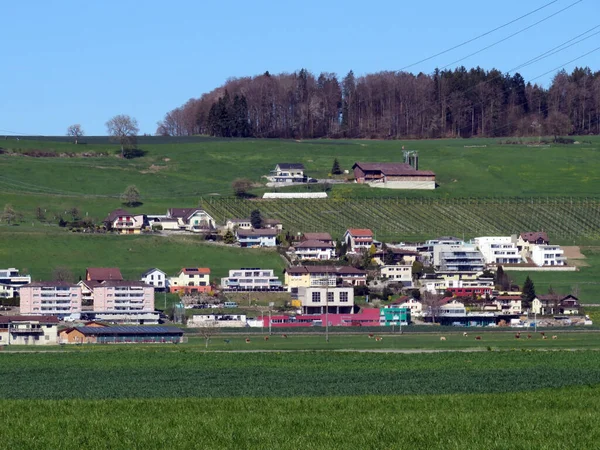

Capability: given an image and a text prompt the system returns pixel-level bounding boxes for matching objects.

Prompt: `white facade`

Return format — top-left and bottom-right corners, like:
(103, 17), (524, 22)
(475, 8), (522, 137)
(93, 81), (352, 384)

(0, 317), (58, 345)
(396, 298), (423, 317)
(381, 265), (413, 285)
(0, 268), (31, 298)
(531, 245), (566, 267)
(298, 286), (354, 314)
(141, 269), (167, 290)
(221, 268), (283, 291)
(267, 163), (305, 183)
(433, 244), (485, 273)
(473, 236), (522, 265)
(188, 314), (248, 328)
(294, 241), (336, 260)
(236, 229), (278, 248)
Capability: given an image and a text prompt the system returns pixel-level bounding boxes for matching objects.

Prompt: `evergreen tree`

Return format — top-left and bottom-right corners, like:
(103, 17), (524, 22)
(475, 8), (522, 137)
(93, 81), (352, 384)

(250, 209), (263, 229)
(331, 158), (342, 175)
(384, 248), (395, 265)
(521, 276), (537, 306)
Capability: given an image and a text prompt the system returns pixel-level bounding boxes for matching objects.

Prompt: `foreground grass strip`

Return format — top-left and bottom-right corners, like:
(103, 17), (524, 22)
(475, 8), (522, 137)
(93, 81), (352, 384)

(3, 350), (600, 400)
(1, 387), (599, 449)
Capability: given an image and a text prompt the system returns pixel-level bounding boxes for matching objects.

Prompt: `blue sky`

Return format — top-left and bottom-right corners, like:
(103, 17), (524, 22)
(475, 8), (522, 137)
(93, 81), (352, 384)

(1, 0), (598, 135)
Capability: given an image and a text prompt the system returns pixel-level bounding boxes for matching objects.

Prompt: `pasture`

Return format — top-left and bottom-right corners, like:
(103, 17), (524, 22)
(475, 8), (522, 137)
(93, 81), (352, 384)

(1, 347), (600, 448)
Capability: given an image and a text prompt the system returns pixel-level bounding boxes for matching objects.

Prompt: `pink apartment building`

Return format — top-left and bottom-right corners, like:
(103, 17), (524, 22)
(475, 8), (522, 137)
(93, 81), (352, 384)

(92, 281), (154, 313)
(19, 282), (82, 318)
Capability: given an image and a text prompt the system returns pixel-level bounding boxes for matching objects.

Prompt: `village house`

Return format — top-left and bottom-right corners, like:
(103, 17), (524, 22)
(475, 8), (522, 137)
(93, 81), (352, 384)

(352, 161), (436, 189)
(373, 247), (419, 266)
(493, 295), (523, 315)
(86, 267), (124, 283)
(302, 232), (334, 245)
(267, 163), (306, 183)
(380, 265), (413, 287)
(103, 209), (146, 234)
(236, 228), (278, 248)
(169, 268), (211, 294)
(292, 240), (336, 260)
(393, 296), (423, 317)
(0, 267), (31, 299)
(221, 268), (283, 291)
(161, 208), (216, 232)
(343, 228), (374, 252)
(140, 268), (168, 291)
(532, 294), (580, 315)
(0, 316), (59, 345)
(531, 244), (566, 267)
(19, 281), (82, 318)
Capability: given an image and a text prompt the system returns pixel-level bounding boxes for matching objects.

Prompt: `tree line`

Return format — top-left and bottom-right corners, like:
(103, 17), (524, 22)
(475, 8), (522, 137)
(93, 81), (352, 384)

(156, 66), (600, 139)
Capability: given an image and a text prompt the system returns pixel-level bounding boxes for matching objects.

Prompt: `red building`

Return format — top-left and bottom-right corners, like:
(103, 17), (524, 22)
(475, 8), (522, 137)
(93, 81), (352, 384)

(447, 286), (493, 297)
(264, 308), (381, 328)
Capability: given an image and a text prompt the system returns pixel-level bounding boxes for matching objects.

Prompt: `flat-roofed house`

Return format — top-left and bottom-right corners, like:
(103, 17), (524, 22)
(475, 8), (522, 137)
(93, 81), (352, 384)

(0, 316), (59, 345)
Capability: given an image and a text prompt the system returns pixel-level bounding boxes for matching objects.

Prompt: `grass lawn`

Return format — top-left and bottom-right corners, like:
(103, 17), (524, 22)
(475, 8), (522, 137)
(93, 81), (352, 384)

(0, 229), (285, 281)
(2, 348), (600, 448)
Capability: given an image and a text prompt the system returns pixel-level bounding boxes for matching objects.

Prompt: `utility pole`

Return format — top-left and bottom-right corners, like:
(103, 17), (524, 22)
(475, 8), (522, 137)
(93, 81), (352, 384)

(325, 280), (329, 343)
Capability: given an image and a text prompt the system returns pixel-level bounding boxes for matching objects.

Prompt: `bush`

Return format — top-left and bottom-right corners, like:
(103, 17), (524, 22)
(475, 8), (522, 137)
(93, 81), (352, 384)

(121, 148), (147, 159)
(152, 224), (163, 231)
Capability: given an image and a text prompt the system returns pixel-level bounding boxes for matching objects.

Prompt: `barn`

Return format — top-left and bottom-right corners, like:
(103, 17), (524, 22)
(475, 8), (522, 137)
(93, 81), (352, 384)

(59, 326), (184, 344)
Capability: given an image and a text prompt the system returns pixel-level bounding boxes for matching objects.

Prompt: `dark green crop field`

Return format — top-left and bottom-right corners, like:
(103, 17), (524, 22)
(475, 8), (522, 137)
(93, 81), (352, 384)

(2, 348), (600, 449)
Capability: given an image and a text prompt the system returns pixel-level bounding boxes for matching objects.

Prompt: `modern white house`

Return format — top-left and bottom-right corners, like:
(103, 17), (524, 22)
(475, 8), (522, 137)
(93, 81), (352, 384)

(267, 163), (306, 183)
(297, 286), (354, 315)
(236, 228), (278, 248)
(433, 243), (485, 275)
(149, 208), (216, 232)
(221, 268), (283, 291)
(293, 240), (336, 260)
(531, 244), (566, 266)
(381, 265), (413, 287)
(473, 236), (522, 265)
(140, 268), (168, 291)
(19, 282), (82, 318)
(0, 268), (31, 298)
(225, 218), (283, 231)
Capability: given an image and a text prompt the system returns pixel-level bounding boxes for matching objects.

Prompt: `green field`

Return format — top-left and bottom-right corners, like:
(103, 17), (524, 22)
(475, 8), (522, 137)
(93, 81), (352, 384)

(0, 229), (285, 281)
(2, 346), (600, 448)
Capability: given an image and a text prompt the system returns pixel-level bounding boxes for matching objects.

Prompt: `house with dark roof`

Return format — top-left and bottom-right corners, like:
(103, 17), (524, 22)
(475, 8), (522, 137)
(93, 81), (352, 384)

(301, 232), (333, 245)
(103, 209), (146, 234)
(532, 294), (580, 316)
(59, 326), (184, 344)
(140, 268), (168, 291)
(352, 162), (435, 189)
(284, 266), (367, 292)
(267, 163), (306, 183)
(292, 240), (336, 260)
(162, 208), (215, 232)
(236, 228), (278, 248)
(169, 268), (212, 294)
(517, 231), (550, 257)
(0, 316), (59, 345)
(86, 268), (123, 283)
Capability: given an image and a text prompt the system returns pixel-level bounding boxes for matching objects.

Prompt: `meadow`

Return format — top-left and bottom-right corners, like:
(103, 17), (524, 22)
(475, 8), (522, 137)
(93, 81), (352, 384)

(2, 348), (600, 448)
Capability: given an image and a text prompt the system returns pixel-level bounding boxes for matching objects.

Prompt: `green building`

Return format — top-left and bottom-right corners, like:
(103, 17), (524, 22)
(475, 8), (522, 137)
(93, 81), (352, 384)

(380, 306), (411, 326)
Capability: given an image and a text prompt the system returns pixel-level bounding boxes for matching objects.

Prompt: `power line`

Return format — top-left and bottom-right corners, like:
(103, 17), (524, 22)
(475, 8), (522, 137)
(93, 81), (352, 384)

(399, 0), (560, 71)
(439, 0), (585, 70)
(529, 45), (600, 82)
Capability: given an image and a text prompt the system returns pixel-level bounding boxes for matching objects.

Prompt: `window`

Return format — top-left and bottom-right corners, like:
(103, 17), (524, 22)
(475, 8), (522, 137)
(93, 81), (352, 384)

(340, 292), (349, 302)
(327, 292), (334, 302)
(311, 292), (321, 302)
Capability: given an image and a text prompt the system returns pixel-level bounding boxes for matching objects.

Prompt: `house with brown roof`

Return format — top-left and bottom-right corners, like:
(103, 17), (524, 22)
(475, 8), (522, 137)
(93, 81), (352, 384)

(86, 268), (123, 282)
(284, 266), (367, 292)
(343, 228), (374, 252)
(301, 232), (333, 245)
(532, 294), (580, 316)
(169, 268), (212, 294)
(352, 162), (436, 190)
(0, 315), (59, 345)
(104, 209), (146, 234)
(162, 208), (215, 232)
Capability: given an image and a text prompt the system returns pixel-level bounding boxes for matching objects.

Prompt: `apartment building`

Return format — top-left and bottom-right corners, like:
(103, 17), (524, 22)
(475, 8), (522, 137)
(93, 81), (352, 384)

(380, 265), (413, 287)
(19, 282), (82, 318)
(297, 286), (354, 315)
(221, 268), (283, 291)
(92, 281), (154, 313)
(433, 243), (485, 274)
(473, 236), (522, 265)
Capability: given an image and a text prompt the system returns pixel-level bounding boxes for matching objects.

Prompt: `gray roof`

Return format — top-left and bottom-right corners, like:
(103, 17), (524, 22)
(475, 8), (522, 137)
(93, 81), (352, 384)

(70, 326), (183, 336)
(141, 268), (166, 278)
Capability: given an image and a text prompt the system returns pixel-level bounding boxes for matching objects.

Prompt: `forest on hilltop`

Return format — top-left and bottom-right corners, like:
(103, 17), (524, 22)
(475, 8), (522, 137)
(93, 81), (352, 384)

(157, 67), (600, 139)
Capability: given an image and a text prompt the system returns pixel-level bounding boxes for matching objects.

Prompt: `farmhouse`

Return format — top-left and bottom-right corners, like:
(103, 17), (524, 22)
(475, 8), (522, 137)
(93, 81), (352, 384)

(532, 294), (580, 315)
(103, 209), (146, 234)
(267, 163), (305, 183)
(352, 162), (435, 190)
(302, 232), (333, 245)
(0, 316), (59, 345)
(169, 268), (211, 294)
(164, 208), (216, 231)
(59, 326), (184, 344)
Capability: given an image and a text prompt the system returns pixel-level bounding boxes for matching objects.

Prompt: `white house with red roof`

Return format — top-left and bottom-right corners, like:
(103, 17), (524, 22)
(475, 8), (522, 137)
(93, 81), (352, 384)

(343, 228), (374, 252)
(103, 209), (146, 234)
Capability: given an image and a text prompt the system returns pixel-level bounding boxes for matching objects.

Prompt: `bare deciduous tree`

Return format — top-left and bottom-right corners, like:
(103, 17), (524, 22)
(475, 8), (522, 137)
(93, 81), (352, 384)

(106, 114), (139, 156)
(1, 204), (22, 225)
(66, 124), (84, 144)
(421, 291), (445, 324)
(52, 266), (74, 283)
(232, 178), (253, 197)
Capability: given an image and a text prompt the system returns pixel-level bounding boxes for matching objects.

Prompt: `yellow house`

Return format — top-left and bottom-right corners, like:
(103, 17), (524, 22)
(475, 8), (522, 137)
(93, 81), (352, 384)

(284, 268), (311, 289)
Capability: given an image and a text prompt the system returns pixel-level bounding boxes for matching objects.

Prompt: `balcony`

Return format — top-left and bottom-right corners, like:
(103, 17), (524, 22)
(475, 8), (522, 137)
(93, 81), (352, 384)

(10, 327), (44, 334)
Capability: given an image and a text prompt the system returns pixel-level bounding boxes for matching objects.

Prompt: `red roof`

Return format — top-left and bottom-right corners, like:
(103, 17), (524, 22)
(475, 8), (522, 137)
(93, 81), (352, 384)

(86, 268), (123, 282)
(519, 232), (549, 243)
(347, 229), (373, 237)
